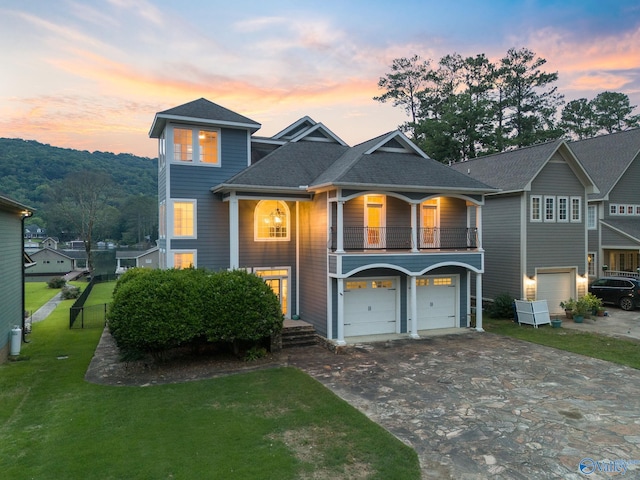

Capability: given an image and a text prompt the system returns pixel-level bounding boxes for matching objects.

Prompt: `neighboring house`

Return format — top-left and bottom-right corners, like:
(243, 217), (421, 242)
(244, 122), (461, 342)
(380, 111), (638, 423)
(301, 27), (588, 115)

(150, 98), (497, 344)
(27, 247), (78, 277)
(570, 129), (640, 280)
(115, 247), (159, 274)
(451, 140), (598, 314)
(0, 194), (34, 363)
(24, 224), (46, 239)
(41, 237), (59, 250)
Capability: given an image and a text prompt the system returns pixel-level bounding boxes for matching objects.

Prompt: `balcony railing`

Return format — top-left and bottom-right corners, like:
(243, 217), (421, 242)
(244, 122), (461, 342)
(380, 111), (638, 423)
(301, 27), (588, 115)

(329, 227), (479, 251)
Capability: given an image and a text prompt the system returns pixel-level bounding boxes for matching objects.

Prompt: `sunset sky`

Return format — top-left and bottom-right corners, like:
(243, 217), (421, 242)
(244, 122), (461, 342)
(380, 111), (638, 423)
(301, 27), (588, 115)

(1, 0), (639, 158)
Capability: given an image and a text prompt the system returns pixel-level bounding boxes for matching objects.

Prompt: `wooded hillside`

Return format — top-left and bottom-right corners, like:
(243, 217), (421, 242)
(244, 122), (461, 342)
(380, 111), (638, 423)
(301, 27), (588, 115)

(0, 138), (157, 210)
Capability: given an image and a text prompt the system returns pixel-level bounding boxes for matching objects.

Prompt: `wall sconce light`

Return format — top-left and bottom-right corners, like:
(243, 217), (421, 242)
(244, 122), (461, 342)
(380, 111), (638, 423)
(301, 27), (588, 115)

(602, 265), (608, 272)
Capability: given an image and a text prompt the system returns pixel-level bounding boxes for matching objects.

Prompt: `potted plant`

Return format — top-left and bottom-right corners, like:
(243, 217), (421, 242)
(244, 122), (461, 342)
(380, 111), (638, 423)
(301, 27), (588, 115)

(559, 298), (576, 319)
(572, 297), (591, 323)
(582, 292), (603, 318)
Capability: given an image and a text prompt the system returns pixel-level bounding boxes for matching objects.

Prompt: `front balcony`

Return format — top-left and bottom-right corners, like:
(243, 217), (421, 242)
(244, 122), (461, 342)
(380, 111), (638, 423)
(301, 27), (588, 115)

(329, 227), (480, 252)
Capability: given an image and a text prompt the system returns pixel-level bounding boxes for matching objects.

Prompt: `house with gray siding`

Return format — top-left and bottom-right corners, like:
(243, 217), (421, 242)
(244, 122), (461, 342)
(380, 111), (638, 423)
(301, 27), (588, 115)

(570, 129), (640, 283)
(27, 247), (78, 278)
(150, 98), (497, 344)
(0, 194), (34, 363)
(451, 140), (598, 314)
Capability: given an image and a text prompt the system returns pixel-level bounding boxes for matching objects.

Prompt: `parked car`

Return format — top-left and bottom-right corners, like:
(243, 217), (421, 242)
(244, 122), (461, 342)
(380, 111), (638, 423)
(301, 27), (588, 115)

(588, 277), (640, 311)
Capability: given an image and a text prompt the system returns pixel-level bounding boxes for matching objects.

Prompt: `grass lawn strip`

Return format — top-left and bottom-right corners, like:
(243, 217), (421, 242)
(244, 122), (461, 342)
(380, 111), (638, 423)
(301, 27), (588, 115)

(484, 317), (640, 370)
(1, 282), (420, 480)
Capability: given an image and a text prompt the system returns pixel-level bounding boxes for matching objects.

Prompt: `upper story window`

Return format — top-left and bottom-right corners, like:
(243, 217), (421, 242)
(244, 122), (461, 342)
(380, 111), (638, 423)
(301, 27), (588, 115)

(531, 195), (541, 222)
(588, 205), (597, 229)
(544, 196), (555, 222)
(571, 197), (581, 222)
(199, 130), (219, 164)
(159, 132), (166, 170)
(174, 128), (193, 162)
(172, 126), (220, 166)
(255, 200), (289, 241)
(609, 203), (640, 216)
(531, 195), (582, 223)
(173, 200), (196, 238)
(557, 196), (568, 222)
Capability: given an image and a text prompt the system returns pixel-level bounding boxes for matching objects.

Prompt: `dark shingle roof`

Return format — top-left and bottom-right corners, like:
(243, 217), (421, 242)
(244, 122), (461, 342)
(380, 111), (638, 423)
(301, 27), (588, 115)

(217, 132), (497, 194)
(449, 140), (565, 192)
(569, 129), (640, 200)
(149, 98), (261, 138)
(218, 142), (348, 190)
(602, 218), (640, 242)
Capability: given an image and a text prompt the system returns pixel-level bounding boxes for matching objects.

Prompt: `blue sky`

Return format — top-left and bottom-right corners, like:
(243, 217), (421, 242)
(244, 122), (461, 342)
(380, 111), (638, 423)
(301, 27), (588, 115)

(1, 0), (639, 157)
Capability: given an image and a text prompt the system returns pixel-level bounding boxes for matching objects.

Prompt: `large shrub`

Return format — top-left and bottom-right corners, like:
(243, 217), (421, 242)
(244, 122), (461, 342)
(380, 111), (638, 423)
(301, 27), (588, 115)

(47, 276), (66, 289)
(108, 268), (208, 359)
(488, 293), (515, 319)
(202, 270), (283, 348)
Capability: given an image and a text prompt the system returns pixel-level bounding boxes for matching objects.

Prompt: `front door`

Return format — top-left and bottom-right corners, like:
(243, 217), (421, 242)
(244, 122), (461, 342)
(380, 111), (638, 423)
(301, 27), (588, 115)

(254, 268), (289, 317)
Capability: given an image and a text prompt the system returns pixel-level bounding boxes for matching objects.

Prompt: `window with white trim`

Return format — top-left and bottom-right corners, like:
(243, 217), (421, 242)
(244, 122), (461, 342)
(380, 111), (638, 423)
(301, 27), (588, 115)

(571, 197), (582, 222)
(174, 251), (195, 269)
(587, 205), (596, 229)
(173, 200), (196, 238)
(557, 196), (568, 222)
(159, 200), (166, 238)
(544, 196), (555, 222)
(530, 195), (541, 222)
(588, 252), (596, 276)
(172, 126), (220, 166)
(255, 200), (289, 241)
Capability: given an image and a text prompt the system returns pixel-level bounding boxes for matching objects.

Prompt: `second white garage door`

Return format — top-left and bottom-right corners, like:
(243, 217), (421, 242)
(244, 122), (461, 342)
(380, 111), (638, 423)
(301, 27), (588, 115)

(536, 271), (573, 315)
(416, 275), (458, 330)
(344, 277), (398, 336)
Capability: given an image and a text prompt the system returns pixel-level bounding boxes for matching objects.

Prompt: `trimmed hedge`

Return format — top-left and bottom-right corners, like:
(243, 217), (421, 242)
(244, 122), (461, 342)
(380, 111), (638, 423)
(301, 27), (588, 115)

(108, 268), (283, 359)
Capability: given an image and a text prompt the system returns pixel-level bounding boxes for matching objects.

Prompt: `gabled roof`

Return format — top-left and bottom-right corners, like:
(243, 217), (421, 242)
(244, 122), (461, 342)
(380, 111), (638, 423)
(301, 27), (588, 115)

(215, 130), (497, 195)
(31, 247), (76, 260)
(450, 139), (597, 195)
(149, 98), (261, 138)
(115, 247), (159, 259)
(569, 128), (640, 201)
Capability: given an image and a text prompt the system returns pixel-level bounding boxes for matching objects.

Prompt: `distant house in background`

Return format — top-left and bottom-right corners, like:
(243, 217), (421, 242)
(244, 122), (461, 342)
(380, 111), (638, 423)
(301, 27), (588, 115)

(28, 248), (76, 277)
(0, 194), (34, 363)
(115, 247), (159, 275)
(570, 129), (640, 280)
(451, 139), (598, 314)
(24, 224), (46, 239)
(41, 237), (59, 250)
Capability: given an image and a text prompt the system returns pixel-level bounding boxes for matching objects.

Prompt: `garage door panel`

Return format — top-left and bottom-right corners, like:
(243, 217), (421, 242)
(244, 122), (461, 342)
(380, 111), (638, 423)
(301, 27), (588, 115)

(417, 276), (457, 330)
(537, 272), (572, 315)
(344, 278), (397, 336)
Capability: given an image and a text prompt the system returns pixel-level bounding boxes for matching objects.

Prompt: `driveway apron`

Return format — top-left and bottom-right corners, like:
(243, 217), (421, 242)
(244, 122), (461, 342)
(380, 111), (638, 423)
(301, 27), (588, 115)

(286, 332), (640, 479)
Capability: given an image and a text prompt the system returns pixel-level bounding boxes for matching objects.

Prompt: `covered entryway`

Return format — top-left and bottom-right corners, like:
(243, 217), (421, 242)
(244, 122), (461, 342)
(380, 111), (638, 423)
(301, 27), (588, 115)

(536, 270), (574, 315)
(416, 275), (458, 329)
(344, 277), (398, 336)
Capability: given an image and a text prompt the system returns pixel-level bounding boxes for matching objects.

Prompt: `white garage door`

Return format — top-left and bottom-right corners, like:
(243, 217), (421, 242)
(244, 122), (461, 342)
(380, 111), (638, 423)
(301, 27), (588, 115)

(417, 276), (457, 330)
(344, 278), (398, 336)
(536, 272), (573, 315)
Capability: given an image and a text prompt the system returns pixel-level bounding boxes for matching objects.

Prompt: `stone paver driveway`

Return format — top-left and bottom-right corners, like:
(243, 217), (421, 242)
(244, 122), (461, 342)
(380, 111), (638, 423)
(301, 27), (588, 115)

(286, 332), (640, 479)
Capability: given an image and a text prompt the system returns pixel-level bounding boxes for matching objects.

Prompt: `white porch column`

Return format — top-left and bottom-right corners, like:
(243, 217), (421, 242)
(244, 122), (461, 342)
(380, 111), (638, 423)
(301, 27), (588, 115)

(336, 277), (346, 345)
(411, 203), (419, 252)
(336, 200), (345, 253)
(410, 275), (419, 338)
(476, 204), (482, 248)
(229, 193), (239, 269)
(475, 273), (484, 332)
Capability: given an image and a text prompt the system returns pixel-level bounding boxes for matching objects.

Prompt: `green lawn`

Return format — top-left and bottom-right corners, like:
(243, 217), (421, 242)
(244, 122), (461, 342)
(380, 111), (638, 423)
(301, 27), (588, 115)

(484, 317), (640, 369)
(24, 282), (62, 314)
(1, 282), (420, 479)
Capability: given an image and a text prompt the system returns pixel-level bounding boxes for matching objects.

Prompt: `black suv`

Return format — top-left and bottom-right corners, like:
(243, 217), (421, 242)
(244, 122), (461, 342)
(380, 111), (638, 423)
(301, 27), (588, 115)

(588, 277), (640, 311)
